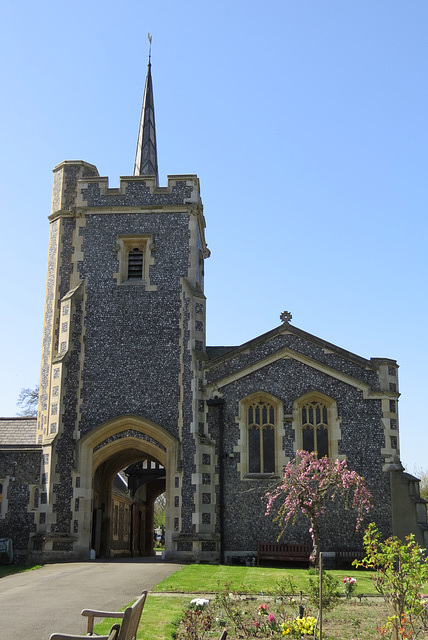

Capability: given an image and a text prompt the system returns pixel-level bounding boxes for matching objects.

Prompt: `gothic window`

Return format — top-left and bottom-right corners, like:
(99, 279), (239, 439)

(235, 392), (288, 479)
(301, 400), (329, 457)
(293, 392), (342, 460)
(248, 400), (276, 473)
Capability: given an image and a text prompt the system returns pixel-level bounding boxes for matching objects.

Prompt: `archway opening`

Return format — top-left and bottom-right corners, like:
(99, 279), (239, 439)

(92, 451), (166, 558)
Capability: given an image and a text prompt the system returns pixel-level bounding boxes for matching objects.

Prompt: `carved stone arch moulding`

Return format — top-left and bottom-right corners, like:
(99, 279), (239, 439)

(78, 414), (179, 486)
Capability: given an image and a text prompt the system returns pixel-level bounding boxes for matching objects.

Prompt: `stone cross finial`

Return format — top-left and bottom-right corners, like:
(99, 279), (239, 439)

(280, 310), (292, 324)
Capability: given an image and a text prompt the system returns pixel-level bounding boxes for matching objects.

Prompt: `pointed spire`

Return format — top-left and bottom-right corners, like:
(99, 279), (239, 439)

(134, 34), (158, 184)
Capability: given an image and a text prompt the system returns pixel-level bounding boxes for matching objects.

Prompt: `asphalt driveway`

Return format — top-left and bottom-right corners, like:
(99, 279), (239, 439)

(0, 558), (182, 640)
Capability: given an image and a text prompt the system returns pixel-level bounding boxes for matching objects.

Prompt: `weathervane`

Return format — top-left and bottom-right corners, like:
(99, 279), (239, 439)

(280, 310), (292, 324)
(148, 33), (152, 62)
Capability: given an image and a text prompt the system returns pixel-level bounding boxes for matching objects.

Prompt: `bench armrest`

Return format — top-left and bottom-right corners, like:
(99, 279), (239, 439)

(81, 609), (125, 619)
(81, 609), (125, 633)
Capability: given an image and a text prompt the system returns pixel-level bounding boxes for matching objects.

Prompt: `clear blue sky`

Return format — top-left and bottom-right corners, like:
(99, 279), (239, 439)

(1, 1), (427, 472)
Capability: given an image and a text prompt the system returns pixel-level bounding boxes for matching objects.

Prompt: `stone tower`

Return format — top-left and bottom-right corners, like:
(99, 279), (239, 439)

(35, 58), (215, 561)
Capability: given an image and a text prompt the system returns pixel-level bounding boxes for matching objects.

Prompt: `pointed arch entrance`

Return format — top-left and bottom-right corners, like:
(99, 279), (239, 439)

(77, 414), (179, 559)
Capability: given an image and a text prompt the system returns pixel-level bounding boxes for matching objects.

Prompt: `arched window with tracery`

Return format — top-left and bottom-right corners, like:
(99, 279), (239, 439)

(235, 392), (288, 479)
(248, 399), (276, 473)
(293, 392), (342, 460)
(301, 399), (329, 457)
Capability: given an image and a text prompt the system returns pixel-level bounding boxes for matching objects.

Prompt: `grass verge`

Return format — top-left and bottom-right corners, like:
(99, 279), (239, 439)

(0, 564), (42, 578)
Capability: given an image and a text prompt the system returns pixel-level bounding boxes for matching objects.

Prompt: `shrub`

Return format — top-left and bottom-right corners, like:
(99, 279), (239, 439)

(354, 522), (428, 639)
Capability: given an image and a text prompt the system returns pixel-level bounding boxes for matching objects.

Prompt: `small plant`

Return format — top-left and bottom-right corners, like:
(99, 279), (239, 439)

(175, 607), (213, 640)
(190, 598), (210, 611)
(281, 615), (318, 637)
(273, 576), (299, 609)
(343, 576), (357, 600)
(307, 570), (341, 611)
(214, 581), (253, 638)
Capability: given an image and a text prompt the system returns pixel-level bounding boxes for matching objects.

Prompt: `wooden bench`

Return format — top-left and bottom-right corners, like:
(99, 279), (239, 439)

(335, 549), (365, 568)
(257, 542), (311, 566)
(49, 590), (148, 640)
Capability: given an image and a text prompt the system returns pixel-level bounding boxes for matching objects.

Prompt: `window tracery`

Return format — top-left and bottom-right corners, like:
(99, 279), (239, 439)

(292, 392), (342, 460)
(248, 400), (275, 473)
(235, 392), (288, 479)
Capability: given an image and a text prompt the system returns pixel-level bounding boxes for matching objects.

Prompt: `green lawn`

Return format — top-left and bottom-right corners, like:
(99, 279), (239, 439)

(94, 595), (189, 640)
(153, 564), (378, 595)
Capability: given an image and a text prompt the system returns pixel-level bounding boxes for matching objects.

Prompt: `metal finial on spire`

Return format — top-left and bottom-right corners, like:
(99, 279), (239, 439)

(148, 33), (152, 62)
(133, 35), (158, 183)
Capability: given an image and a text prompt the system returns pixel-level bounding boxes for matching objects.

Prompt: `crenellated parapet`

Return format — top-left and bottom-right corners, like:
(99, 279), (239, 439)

(77, 174), (201, 208)
(51, 161), (201, 215)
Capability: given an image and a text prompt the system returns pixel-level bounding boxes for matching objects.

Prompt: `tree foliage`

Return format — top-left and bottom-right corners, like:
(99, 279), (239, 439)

(265, 450), (372, 565)
(16, 385), (39, 416)
(354, 522), (428, 639)
(419, 471), (428, 503)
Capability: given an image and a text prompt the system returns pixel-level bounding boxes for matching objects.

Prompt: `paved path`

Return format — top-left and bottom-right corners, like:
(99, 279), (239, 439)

(0, 558), (182, 640)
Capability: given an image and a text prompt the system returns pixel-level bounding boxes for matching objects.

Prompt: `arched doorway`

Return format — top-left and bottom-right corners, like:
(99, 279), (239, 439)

(92, 455), (166, 558)
(77, 414), (179, 560)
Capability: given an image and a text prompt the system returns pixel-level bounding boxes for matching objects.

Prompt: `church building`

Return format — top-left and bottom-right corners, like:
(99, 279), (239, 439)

(0, 57), (426, 564)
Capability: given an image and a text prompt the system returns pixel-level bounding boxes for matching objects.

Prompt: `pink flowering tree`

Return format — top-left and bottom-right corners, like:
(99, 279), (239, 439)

(265, 450), (372, 566)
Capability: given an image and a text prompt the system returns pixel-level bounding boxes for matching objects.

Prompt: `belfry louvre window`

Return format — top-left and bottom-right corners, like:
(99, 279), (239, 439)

(127, 247), (143, 280)
(301, 400), (329, 457)
(114, 234), (156, 290)
(248, 401), (275, 473)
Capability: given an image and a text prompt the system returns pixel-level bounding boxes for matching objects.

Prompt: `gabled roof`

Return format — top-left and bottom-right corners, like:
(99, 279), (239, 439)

(205, 321), (396, 396)
(206, 321), (391, 370)
(0, 417), (38, 446)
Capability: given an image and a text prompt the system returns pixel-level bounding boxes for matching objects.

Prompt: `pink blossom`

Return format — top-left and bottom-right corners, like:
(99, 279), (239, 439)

(265, 450), (372, 563)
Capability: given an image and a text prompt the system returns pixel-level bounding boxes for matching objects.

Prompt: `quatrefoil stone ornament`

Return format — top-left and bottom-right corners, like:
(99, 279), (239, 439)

(280, 310), (292, 324)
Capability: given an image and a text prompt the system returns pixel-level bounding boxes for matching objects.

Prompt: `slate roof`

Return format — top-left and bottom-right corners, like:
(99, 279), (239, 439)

(0, 417), (38, 446)
(206, 346), (237, 360)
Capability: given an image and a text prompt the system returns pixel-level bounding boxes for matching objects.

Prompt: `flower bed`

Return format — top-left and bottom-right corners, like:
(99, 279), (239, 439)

(173, 583), (428, 640)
